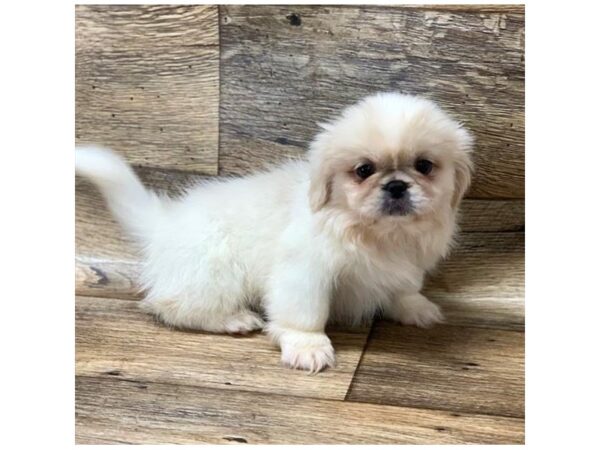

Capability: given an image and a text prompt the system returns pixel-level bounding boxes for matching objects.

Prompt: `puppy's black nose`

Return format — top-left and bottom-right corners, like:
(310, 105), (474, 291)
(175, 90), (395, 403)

(383, 180), (409, 199)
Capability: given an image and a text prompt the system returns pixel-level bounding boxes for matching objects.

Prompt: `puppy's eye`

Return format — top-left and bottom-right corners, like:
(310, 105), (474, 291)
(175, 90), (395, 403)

(355, 163), (376, 179)
(415, 159), (434, 175)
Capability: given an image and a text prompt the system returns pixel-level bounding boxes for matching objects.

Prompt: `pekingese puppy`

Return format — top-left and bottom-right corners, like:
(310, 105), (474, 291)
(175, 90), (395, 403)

(75, 92), (474, 373)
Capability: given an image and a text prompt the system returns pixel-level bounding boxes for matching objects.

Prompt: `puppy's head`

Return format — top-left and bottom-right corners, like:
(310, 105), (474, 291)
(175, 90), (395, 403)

(309, 93), (473, 225)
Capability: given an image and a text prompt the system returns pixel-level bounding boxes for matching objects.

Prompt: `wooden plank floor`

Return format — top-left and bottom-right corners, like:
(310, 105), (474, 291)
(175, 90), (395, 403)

(75, 293), (524, 443)
(75, 229), (524, 444)
(76, 377), (523, 444)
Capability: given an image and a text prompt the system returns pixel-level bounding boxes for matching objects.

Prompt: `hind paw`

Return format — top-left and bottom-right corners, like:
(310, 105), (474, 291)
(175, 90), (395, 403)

(223, 311), (265, 335)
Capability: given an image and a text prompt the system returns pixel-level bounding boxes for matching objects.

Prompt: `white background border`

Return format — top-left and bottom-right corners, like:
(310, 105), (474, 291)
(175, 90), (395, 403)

(2, 0), (599, 448)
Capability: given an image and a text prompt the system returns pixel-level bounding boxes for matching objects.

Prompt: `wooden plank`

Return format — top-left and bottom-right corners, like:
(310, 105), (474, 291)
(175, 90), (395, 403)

(75, 5), (219, 174)
(76, 259), (140, 300)
(346, 323), (524, 418)
(76, 376), (524, 444)
(388, 5), (525, 13)
(219, 5), (524, 198)
(76, 296), (369, 400)
(425, 232), (524, 331)
(458, 199), (523, 232)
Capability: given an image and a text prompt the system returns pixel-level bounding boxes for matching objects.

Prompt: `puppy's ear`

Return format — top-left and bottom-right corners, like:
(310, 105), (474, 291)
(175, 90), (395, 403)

(308, 132), (334, 212)
(451, 128), (475, 209)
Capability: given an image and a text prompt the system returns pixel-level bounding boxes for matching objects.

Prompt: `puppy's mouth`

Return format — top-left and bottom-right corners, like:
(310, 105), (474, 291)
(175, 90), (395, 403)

(381, 196), (414, 216)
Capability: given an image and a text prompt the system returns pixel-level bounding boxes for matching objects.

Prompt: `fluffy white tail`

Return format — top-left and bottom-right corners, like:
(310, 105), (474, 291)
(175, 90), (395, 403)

(75, 146), (163, 240)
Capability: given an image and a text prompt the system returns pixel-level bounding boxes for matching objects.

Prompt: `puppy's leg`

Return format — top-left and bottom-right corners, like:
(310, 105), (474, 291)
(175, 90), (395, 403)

(141, 297), (265, 334)
(268, 326), (335, 373)
(221, 310), (265, 334)
(265, 265), (335, 373)
(137, 234), (266, 334)
(384, 292), (444, 328)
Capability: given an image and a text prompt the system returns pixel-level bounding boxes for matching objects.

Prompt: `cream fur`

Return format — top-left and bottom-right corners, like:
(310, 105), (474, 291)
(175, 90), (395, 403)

(75, 92), (473, 373)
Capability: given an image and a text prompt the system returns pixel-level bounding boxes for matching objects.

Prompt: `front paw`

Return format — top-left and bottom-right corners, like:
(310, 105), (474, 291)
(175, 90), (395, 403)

(387, 293), (445, 328)
(277, 329), (336, 373)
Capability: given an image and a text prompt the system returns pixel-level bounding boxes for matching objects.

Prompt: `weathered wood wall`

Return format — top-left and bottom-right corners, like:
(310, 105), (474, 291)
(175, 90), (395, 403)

(76, 5), (219, 174)
(219, 6), (525, 199)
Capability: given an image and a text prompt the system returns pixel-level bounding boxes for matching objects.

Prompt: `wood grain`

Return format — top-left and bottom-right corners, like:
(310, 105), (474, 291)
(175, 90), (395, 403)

(219, 5), (524, 198)
(76, 296), (369, 400)
(425, 232), (524, 331)
(387, 5), (525, 13)
(458, 199), (523, 232)
(75, 5), (219, 174)
(76, 376), (524, 444)
(347, 323), (524, 418)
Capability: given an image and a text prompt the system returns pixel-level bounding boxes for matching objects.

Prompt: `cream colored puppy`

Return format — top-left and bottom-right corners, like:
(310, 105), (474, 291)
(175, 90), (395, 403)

(76, 92), (473, 373)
